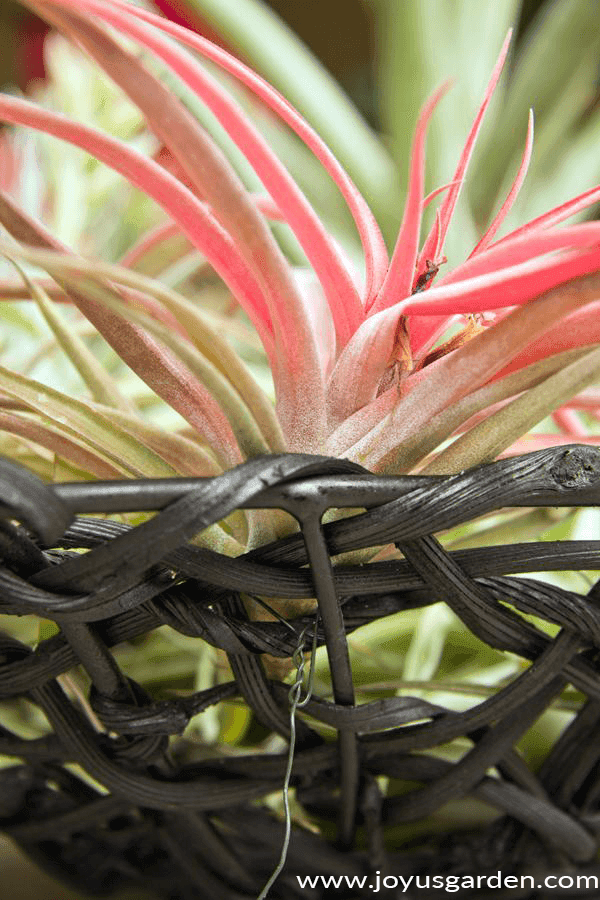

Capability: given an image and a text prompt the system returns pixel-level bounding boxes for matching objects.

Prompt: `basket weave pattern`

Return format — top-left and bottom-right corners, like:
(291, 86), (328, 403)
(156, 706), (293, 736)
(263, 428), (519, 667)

(1, 445), (600, 899)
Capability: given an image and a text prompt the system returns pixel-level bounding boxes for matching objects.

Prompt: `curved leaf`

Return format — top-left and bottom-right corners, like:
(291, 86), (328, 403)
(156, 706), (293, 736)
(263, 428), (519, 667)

(425, 346), (600, 474)
(0, 366), (178, 477)
(174, 0), (398, 234)
(492, 301), (600, 378)
(7, 258), (133, 412)
(35, 0), (363, 355)
(348, 272), (600, 471)
(3, 243), (286, 455)
(0, 410), (126, 478)
(0, 192), (245, 467)
(369, 81), (451, 315)
(89, 404), (221, 477)
(468, 109), (534, 257)
(0, 92), (274, 347)
(416, 30), (512, 272)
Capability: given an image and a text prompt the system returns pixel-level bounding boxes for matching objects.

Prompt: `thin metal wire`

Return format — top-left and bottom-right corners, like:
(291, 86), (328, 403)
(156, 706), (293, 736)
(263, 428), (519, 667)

(297, 613), (319, 710)
(246, 594), (299, 633)
(256, 619), (317, 900)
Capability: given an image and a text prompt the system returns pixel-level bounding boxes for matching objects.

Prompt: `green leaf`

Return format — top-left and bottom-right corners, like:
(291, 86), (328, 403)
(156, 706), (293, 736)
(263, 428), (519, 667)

(0, 190), (246, 469)
(0, 409), (127, 478)
(4, 245), (278, 460)
(148, 58), (265, 195)
(0, 365), (178, 477)
(89, 403), (221, 477)
(443, 508), (570, 551)
(37, 619), (61, 643)
(403, 604), (456, 683)
(5, 244), (286, 455)
(389, 346), (594, 473)
(472, 0), (600, 222)
(425, 344), (600, 473)
(6, 257), (133, 411)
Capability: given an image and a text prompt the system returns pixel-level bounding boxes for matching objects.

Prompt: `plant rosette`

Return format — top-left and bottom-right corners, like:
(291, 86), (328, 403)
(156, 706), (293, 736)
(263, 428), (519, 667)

(0, 2), (599, 890)
(0, 0), (596, 494)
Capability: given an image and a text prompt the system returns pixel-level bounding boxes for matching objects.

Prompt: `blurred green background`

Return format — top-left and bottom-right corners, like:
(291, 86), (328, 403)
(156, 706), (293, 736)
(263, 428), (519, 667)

(2, 0), (599, 264)
(0, 1), (577, 120)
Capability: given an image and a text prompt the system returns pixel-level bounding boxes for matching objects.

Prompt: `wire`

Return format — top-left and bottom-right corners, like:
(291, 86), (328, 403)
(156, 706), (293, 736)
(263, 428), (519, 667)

(256, 618), (318, 899)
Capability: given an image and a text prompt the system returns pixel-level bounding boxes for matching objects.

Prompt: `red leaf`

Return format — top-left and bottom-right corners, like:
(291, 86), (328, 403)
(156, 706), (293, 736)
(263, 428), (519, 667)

(468, 109), (534, 257)
(368, 82), (451, 315)
(416, 30), (512, 274)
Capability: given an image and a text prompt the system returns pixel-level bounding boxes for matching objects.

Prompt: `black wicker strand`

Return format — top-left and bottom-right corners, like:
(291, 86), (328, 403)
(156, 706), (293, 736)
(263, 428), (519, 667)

(1, 445), (599, 900)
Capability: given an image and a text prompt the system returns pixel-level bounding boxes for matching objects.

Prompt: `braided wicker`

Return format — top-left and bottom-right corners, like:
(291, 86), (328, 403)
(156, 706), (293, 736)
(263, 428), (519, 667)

(1, 445), (599, 899)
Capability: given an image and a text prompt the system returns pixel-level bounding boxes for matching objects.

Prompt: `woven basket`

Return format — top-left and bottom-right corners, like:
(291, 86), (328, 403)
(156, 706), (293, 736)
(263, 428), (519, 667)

(1, 445), (599, 900)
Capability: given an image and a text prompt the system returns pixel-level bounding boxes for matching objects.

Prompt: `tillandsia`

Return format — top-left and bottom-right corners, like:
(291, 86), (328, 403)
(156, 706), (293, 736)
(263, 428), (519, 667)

(0, 0), (598, 557)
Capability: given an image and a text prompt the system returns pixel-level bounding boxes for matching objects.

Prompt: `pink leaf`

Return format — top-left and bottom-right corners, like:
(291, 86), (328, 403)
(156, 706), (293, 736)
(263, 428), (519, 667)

(324, 386), (397, 457)
(492, 301), (600, 378)
(326, 311), (399, 425)
(119, 220), (184, 269)
(397, 243), (600, 318)
(564, 388), (600, 411)
(408, 220), (600, 355)
(35, 1), (329, 449)
(430, 211), (443, 264)
(95, 0), (388, 308)
(40, 7), (313, 356)
(0, 87), (332, 445)
(434, 222), (600, 296)
(0, 92), (279, 344)
(368, 82), (451, 316)
(493, 184), (600, 246)
(422, 180), (461, 210)
(468, 109), (534, 257)
(252, 194), (284, 221)
(0, 190), (245, 467)
(38, 0), (364, 347)
(327, 240), (600, 427)
(347, 271), (600, 471)
(416, 30), (512, 276)
(499, 433), (600, 454)
(551, 407), (588, 437)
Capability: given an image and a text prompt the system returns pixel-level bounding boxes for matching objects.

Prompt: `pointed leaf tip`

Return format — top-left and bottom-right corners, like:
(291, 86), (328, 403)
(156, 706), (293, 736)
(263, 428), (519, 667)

(368, 80), (452, 316)
(417, 29), (513, 273)
(469, 108), (534, 257)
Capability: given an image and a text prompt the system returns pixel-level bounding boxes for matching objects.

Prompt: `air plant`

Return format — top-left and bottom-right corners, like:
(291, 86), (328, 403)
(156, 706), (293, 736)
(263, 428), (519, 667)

(0, 1), (598, 862)
(0, 0), (598, 532)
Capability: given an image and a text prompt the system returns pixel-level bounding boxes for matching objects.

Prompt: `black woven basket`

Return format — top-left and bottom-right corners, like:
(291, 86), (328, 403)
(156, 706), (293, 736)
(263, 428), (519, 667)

(1, 445), (600, 900)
